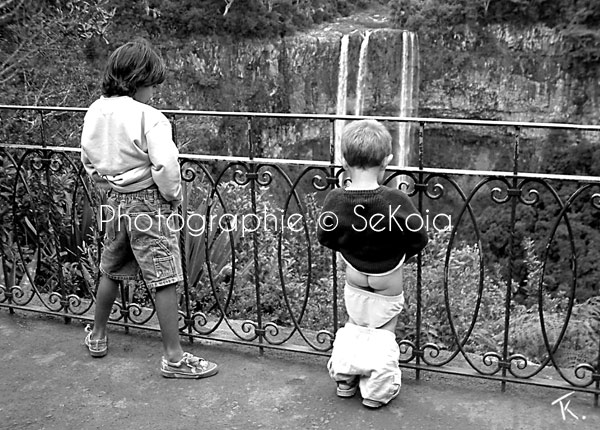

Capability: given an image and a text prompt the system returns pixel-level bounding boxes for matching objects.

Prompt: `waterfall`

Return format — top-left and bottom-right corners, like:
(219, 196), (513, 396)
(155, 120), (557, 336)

(397, 31), (418, 170)
(354, 31), (371, 116)
(334, 30), (419, 176)
(334, 34), (349, 166)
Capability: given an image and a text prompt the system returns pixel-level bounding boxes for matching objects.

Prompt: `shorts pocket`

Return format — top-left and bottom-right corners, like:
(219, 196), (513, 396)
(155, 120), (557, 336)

(153, 255), (176, 279)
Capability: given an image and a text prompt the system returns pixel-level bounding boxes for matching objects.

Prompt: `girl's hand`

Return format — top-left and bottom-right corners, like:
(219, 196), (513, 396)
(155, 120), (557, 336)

(170, 199), (182, 211)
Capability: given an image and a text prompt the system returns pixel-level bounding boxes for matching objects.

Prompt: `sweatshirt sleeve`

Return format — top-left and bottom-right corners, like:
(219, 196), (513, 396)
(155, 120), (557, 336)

(146, 118), (182, 202)
(81, 148), (110, 190)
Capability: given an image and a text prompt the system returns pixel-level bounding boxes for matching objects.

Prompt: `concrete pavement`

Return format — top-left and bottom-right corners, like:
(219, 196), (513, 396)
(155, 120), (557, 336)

(1, 310), (599, 430)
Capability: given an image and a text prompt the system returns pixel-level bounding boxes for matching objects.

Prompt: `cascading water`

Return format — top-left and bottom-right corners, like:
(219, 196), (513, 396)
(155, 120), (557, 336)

(397, 31), (418, 170)
(334, 30), (419, 174)
(334, 34), (349, 166)
(354, 30), (371, 116)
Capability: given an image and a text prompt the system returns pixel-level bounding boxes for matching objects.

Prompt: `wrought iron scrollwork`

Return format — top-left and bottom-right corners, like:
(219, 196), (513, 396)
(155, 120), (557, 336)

(1, 107), (599, 404)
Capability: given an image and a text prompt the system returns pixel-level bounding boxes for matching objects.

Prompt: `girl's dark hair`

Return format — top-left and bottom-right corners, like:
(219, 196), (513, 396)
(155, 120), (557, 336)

(101, 38), (166, 97)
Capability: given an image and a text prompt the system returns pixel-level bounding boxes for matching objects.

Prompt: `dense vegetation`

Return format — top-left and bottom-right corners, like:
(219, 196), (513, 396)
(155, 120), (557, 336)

(0, 0), (380, 106)
(391, 0), (600, 30)
(474, 139), (600, 304)
(391, 0), (600, 71)
(111, 0), (375, 38)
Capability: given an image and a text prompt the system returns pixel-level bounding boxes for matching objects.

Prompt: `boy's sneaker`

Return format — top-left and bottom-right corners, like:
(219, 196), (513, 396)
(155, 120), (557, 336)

(84, 324), (108, 358)
(161, 352), (219, 379)
(362, 384), (401, 409)
(336, 381), (358, 398)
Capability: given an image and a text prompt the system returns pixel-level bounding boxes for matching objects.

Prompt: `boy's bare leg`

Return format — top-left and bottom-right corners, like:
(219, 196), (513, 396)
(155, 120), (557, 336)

(90, 275), (120, 340)
(154, 283), (184, 362)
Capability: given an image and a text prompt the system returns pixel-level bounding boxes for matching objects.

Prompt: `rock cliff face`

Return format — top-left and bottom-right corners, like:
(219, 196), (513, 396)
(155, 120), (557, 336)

(417, 24), (600, 173)
(161, 20), (599, 172)
(420, 25), (599, 124)
(162, 29), (418, 162)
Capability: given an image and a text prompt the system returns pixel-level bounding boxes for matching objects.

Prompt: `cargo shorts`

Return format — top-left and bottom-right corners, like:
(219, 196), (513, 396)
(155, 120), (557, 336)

(99, 185), (184, 290)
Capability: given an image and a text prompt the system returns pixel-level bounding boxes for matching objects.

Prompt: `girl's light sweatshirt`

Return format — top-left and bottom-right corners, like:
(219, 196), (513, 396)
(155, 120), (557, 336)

(80, 96), (182, 202)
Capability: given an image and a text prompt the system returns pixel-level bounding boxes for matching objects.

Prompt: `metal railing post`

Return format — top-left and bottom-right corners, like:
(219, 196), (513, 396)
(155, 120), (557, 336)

(500, 126), (521, 392)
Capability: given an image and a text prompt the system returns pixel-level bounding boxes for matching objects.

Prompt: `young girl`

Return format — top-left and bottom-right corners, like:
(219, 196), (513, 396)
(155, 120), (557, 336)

(81, 39), (218, 379)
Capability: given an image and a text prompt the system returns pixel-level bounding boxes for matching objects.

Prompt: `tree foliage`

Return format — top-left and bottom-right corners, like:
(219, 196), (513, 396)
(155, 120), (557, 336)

(108, 0), (372, 39)
(0, 0), (374, 106)
(391, 0), (600, 31)
(0, 0), (115, 104)
(399, 230), (599, 366)
(390, 0), (600, 69)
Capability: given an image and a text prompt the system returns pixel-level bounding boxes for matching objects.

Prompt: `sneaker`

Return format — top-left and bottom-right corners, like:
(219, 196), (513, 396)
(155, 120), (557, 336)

(336, 381), (358, 398)
(84, 324), (108, 358)
(161, 352), (219, 379)
(362, 384), (401, 409)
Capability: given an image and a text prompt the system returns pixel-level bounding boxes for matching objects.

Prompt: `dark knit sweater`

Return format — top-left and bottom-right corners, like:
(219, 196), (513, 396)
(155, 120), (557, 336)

(317, 186), (428, 274)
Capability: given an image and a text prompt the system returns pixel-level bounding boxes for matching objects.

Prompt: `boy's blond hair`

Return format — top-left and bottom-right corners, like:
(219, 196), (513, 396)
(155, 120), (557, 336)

(341, 119), (392, 168)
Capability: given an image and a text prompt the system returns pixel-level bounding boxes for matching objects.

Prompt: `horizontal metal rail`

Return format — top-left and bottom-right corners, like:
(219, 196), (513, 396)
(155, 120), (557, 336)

(3, 104), (600, 130)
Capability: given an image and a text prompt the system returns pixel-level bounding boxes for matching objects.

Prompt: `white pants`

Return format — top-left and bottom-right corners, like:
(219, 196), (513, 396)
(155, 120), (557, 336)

(327, 323), (402, 404)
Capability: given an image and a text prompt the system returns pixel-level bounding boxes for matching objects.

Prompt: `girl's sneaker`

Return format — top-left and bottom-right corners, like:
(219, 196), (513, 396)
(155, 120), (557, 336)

(84, 324), (108, 358)
(161, 352), (218, 379)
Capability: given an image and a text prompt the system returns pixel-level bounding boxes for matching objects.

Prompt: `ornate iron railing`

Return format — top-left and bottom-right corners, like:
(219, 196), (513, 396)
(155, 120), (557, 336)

(0, 105), (599, 405)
